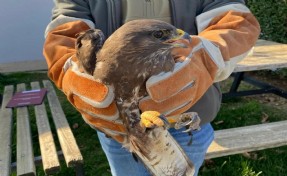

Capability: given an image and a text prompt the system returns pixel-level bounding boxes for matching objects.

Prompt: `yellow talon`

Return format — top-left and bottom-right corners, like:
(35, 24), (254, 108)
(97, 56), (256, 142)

(140, 111), (164, 128)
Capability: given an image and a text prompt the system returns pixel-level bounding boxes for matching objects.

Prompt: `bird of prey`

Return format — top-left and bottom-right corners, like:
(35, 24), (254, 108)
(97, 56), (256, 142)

(76, 19), (197, 176)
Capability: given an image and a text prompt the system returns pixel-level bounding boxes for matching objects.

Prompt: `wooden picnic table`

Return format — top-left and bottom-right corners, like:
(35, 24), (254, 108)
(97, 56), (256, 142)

(235, 39), (287, 72)
(224, 39), (287, 99)
(207, 39), (287, 159)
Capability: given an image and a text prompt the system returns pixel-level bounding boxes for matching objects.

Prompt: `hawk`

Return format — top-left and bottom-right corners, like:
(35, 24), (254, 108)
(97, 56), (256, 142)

(76, 19), (196, 176)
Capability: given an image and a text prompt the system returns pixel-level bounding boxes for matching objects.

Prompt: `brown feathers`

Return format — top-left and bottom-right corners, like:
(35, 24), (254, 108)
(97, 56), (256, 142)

(76, 19), (195, 175)
(76, 29), (105, 75)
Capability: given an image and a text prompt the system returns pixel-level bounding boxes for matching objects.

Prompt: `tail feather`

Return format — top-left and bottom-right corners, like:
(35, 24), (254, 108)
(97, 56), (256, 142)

(128, 127), (195, 176)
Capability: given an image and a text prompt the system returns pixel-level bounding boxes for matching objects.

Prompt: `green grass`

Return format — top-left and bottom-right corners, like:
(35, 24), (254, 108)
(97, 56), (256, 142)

(1, 72), (287, 176)
(202, 98), (287, 176)
(202, 77), (287, 176)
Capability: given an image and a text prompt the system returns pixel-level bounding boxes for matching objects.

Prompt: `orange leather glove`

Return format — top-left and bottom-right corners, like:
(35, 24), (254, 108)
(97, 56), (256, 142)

(62, 57), (127, 143)
(139, 36), (219, 122)
(44, 20), (127, 143)
(139, 9), (261, 122)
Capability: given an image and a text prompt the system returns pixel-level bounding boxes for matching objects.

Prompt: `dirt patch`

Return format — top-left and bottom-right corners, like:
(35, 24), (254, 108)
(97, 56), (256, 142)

(246, 72), (287, 111)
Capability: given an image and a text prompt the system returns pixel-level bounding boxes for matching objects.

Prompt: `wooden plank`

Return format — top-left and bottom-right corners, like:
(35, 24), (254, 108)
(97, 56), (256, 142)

(234, 39), (287, 72)
(16, 84), (36, 176)
(0, 85), (14, 176)
(42, 80), (83, 167)
(11, 151), (65, 172)
(11, 151), (64, 172)
(0, 60), (47, 73)
(30, 82), (60, 174)
(206, 120), (287, 159)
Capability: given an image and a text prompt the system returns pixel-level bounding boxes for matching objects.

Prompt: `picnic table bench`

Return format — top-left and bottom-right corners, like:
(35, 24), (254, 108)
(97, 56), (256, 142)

(0, 39), (287, 173)
(0, 80), (83, 176)
(206, 39), (287, 159)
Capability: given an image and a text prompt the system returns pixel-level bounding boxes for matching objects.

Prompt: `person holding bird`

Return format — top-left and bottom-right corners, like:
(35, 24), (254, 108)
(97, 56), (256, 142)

(43, 0), (260, 175)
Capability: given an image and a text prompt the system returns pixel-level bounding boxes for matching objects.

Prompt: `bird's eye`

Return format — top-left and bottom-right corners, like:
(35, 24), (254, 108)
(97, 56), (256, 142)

(152, 30), (164, 39)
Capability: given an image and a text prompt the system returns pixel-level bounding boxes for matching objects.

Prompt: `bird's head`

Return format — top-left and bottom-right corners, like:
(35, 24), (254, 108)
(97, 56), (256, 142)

(94, 19), (192, 97)
(114, 19), (191, 51)
(96, 19), (191, 77)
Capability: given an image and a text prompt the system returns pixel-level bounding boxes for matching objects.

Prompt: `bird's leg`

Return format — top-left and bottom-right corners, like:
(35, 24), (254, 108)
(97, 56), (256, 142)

(116, 98), (139, 125)
(158, 114), (171, 128)
(174, 112), (201, 145)
(139, 111), (170, 131)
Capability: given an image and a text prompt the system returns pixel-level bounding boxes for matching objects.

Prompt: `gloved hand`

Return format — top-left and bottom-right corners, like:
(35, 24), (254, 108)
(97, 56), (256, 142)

(139, 36), (220, 123)
(44, 19), (127, 143)
(62, 57), (127, 143)
(139, 8), (261, 123)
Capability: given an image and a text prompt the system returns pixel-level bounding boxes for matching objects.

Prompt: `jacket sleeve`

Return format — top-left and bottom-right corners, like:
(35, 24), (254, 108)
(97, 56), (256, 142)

(196, 1), (261, 82)
(51, 0), (93, 21)
(43, 0), (95, 89)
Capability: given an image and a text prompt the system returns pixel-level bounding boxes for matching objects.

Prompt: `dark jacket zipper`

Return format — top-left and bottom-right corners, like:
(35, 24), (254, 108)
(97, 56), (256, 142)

(106, 0), (117, 36)
(169, 0), (177, 26)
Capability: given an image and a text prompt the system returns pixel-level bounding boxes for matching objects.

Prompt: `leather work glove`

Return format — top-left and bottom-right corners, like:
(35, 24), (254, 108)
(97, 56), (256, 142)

(62, 57), (127, 143)
(139, 8), (261, 123)
(139, 36), (219, 123)
(44, 19), (127, 143)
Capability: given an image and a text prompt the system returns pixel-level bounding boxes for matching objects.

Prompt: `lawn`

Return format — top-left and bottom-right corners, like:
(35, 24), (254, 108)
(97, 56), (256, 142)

(1, 71), (287, 176)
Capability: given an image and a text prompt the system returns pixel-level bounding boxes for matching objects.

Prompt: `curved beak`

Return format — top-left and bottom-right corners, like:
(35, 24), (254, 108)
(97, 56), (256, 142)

(176, 29), (191, 42)
(163, 29), (191, 48)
